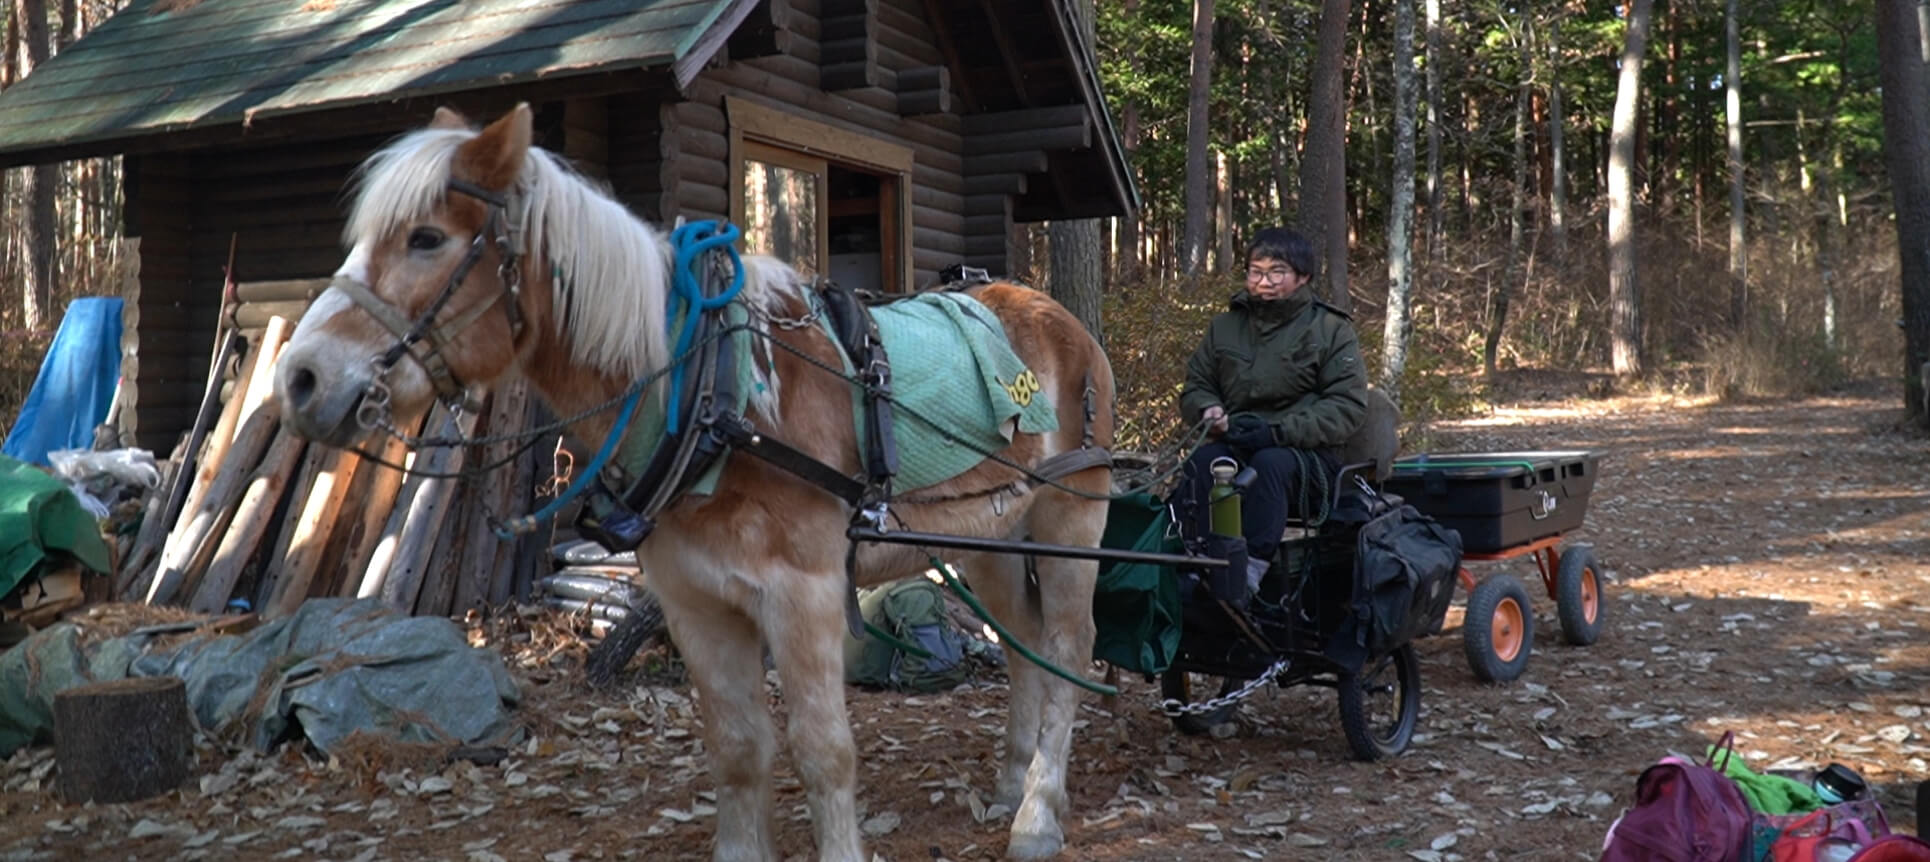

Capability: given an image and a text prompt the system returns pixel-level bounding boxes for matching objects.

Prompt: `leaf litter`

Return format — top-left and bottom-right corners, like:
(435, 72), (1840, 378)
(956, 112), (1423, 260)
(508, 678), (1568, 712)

(0, 381), (1924, 858)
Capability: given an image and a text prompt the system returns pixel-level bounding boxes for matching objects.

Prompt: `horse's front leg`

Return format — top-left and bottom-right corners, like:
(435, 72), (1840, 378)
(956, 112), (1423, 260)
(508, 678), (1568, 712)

(653, 575), (779, 861)
(763, 566), (864, 862)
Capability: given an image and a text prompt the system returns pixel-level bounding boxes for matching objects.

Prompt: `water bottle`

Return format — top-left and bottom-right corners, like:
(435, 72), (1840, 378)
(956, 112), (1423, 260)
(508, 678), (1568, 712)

(1208, 457), (1242, 537)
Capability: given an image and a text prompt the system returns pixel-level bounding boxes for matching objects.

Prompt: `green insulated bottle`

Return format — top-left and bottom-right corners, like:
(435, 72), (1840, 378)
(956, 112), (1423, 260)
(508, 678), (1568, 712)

(1208, 457), (1242, 537)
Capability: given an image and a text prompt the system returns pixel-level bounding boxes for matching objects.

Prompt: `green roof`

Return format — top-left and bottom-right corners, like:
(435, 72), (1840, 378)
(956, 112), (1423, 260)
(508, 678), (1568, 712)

(0, 0), (738, 162)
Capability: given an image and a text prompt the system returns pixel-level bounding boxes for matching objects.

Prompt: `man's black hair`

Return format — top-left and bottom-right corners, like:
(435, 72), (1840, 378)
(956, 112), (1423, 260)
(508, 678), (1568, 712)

(1247, 227), (1317, 279)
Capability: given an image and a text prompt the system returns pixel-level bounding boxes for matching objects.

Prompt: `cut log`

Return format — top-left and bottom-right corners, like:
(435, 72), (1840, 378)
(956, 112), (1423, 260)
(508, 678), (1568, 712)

(369, 407), (476, 611)
(454, 381), (529, 614)
(264, 445), (365, 617)
(146, 407), (280, 605)
(53, 676), (191, 804)
(335, 429), (417, 597)
(186, 429), (308, 615)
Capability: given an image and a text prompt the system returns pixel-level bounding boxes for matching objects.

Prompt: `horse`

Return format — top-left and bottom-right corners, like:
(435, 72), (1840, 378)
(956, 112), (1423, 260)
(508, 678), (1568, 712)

(273, 103), (1115, 861)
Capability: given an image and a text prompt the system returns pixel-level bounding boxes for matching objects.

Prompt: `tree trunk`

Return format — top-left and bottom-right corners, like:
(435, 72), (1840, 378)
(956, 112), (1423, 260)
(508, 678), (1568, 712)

(1180, 0), (1215, 275)
(1876, 0), (1930, 428)
(1381, 0), (1418, 404)
(1547, 16), (1567, 260)
(1299, 0), (1352, 310)
(14, 0), (56, 331)
(1423, 0), (1443, 263)
(1489, 23), (1531, 378)
(1608, 0), (1654, 378)
(1048, 219), (1105, 343)
(1725, 0), (1747, 329)
(1659, 0), (1682, 214)
(1214, 149), (1234, 271)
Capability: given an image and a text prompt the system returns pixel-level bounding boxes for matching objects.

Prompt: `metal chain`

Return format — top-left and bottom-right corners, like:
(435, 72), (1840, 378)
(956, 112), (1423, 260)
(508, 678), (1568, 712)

(1155, 658), (1292, 717)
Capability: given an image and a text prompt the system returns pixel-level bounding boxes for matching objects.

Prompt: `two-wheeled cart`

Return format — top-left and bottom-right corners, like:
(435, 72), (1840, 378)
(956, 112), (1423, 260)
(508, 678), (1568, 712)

(1381, 451), (1607, 683)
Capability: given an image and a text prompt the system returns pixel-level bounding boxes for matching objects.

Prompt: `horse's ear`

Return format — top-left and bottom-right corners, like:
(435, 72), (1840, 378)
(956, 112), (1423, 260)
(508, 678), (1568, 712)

(457, 103), (533, 192)
(429, 106), (470, 130)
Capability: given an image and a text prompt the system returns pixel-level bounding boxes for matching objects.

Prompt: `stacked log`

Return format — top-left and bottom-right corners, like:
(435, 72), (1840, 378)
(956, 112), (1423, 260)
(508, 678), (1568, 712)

(117, 295), (560, 620)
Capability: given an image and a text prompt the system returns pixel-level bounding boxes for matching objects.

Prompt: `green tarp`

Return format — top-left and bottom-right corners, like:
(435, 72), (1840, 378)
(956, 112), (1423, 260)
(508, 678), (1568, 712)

(0, 454), (111, 600)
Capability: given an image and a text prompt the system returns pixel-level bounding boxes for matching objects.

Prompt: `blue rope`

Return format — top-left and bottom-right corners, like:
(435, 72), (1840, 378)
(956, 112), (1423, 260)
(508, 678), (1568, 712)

(492, 220), (743, 539)
(665, 220), (746, 433)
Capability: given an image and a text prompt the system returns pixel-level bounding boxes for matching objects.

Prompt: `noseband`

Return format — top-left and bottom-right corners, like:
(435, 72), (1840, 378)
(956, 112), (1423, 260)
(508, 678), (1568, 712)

(334, 177), (527, 414)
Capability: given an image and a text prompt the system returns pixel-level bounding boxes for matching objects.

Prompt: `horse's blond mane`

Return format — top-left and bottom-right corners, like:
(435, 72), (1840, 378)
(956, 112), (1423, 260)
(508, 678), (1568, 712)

(344, 125), (804, 389)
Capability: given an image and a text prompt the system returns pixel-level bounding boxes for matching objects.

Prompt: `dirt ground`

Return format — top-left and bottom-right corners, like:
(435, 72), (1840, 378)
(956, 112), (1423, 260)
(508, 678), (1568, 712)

(2, 374), (1927, 861)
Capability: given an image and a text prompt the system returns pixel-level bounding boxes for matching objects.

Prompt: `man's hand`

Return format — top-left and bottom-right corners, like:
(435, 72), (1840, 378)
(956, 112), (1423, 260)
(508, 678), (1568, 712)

(1202, 405), (1229, 437)
(1222, 413), (1275, 455)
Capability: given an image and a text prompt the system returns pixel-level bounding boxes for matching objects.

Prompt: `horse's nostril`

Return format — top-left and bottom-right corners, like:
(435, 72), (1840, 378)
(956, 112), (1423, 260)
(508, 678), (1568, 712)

(285, 365), (318, 409)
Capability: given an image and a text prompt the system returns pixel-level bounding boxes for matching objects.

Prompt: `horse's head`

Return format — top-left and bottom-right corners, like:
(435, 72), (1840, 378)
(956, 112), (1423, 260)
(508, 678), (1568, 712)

(277, 104), (543, 447)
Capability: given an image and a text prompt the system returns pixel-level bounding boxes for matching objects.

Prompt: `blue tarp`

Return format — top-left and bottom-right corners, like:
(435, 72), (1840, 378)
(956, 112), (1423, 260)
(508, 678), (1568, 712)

(2, 297), (123, 466)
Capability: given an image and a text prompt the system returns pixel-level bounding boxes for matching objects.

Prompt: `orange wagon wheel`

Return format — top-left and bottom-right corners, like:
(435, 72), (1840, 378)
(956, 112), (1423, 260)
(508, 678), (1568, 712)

(1556, 545), (1607, 646)
(1463, 574), (1534, 683)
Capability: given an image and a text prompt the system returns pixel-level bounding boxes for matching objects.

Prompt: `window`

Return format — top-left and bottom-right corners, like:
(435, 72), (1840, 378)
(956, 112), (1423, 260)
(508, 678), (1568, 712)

(728, 97), (913, 293)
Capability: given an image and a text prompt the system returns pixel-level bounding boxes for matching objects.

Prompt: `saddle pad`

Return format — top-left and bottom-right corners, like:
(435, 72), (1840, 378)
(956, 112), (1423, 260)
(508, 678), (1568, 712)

(866, 292), (1058, 492)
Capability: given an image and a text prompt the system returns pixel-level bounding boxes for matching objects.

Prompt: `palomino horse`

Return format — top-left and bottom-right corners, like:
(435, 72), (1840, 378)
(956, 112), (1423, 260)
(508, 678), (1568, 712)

(274, 104), (1114, 860)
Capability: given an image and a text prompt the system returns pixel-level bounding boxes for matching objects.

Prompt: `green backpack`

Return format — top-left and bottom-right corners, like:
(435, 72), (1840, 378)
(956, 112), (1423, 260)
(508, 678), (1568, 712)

(842, 576), (971, 692)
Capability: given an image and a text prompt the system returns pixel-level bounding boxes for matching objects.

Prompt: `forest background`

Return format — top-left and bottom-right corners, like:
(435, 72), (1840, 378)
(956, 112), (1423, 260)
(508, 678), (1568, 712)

(1, 0), (1927, 453)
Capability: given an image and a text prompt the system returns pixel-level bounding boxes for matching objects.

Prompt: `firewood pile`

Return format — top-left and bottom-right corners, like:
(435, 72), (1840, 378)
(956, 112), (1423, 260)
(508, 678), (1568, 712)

(115, 289), (560, 620)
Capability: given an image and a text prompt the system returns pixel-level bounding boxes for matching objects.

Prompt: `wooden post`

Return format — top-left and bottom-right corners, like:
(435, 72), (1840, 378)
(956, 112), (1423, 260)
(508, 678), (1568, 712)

(53, 676), (191, 804)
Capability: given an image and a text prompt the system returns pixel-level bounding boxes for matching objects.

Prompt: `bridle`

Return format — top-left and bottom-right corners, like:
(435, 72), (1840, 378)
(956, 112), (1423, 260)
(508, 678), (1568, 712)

(333, 177), (527, 417)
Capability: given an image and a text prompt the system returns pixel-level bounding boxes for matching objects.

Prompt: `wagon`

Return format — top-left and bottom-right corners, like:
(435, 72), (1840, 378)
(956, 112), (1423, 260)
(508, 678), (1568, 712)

(1381, 451), (1608, 682)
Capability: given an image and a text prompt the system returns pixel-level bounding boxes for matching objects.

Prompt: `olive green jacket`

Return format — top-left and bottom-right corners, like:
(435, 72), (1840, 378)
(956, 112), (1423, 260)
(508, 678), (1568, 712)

(1178, 289), (1368, 451)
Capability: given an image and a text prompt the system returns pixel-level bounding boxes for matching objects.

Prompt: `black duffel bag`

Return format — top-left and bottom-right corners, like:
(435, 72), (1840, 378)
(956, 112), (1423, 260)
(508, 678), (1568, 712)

(1354, 503), (1463, 657)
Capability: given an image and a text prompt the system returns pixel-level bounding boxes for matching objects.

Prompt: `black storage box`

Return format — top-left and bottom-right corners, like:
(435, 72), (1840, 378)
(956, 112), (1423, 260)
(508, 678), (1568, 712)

(1380, 451), (1601, 553)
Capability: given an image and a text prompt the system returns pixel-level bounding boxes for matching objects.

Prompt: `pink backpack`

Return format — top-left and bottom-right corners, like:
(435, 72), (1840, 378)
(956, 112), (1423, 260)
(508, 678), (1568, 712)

(1601, 733), (1757, 862)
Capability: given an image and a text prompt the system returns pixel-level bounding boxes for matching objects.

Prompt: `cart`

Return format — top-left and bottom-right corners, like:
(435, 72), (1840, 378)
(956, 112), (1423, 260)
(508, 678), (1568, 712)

(1380, 451), (1607, 683)
(1097, 462), (1458, 762)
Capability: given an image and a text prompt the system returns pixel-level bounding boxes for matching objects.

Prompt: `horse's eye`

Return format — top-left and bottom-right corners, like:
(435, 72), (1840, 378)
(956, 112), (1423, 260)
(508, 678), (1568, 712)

(407, 227), (445, 251)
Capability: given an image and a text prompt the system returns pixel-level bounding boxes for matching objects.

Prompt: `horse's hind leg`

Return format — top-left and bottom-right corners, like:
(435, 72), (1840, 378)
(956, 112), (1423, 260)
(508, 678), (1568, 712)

(653, 578), (779, 861)
(962, 551), (1046, 811)
(1005, 490), (1106, 860)
(762, 567), (864, 862)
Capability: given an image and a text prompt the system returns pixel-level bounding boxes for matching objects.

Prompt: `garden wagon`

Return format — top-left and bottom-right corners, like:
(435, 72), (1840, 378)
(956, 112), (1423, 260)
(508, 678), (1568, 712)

(1381, 450), (1609, 683)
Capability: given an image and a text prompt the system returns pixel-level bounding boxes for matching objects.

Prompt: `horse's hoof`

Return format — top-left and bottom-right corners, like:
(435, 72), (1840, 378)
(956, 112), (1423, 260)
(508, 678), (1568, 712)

(1005, 814), (1065, 860)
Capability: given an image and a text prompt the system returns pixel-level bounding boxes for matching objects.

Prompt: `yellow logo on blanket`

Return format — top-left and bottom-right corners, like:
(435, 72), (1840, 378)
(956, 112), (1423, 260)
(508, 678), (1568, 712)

(1001, 369), (1041, 407)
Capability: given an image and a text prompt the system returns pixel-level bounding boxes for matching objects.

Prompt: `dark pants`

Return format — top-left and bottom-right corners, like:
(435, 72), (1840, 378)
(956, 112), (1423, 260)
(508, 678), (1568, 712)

(1176, 442), (1339, 562)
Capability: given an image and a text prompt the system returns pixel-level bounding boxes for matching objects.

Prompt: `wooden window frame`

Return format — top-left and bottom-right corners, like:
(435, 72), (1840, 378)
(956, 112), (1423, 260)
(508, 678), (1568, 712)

(727, 96), (914, 293)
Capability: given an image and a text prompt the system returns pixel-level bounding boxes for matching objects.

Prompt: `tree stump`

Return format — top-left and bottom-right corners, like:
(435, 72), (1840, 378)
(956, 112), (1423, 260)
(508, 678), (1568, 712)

(53, 676), (191, 804)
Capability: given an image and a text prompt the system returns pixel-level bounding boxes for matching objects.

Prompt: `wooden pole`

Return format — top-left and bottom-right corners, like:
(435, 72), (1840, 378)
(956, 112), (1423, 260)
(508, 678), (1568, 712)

(333, 426), (418, 597)
(186, 429), (307, 614)
(263, 445), (365, 617)
(380, 409), (477, 614)
(145, 405), (280, 605)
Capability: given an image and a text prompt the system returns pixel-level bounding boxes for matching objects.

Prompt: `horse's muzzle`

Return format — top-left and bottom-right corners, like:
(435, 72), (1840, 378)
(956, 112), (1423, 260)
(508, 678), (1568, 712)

(275, 349), (374, 448)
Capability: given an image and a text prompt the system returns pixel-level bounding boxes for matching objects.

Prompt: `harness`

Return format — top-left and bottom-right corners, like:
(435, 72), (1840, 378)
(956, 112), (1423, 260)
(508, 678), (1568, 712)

(337, 178), (527, 413)
(338, 197), (1111, 647)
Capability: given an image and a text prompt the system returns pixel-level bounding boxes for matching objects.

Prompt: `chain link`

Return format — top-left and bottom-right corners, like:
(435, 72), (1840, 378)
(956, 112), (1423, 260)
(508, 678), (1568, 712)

(1155, 658), (1292, 717)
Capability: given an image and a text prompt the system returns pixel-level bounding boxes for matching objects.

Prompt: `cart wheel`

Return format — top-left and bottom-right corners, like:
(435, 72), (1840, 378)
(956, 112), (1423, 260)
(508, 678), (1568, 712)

(1159, 670), (1248, 736)
(1556, 545), (1606, 646)
(1463, 574), (1534, 682)
(1338, 643), (1421, 761)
